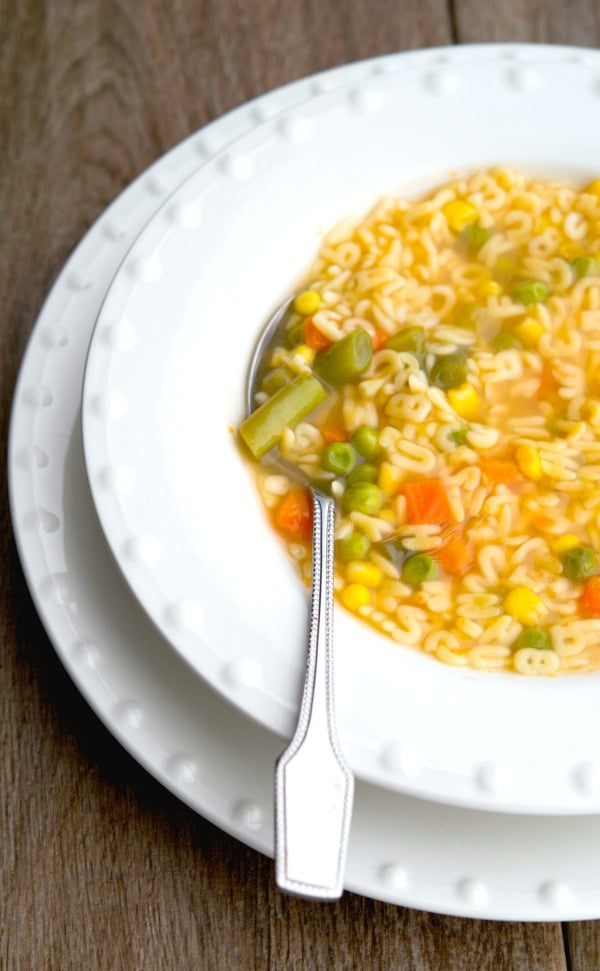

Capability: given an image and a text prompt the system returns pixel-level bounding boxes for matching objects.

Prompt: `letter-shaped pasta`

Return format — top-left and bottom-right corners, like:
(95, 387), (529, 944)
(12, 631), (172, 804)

(550, 625), (586, 657)
(392, 606), (427, 645)
(513, 648), (560, 675)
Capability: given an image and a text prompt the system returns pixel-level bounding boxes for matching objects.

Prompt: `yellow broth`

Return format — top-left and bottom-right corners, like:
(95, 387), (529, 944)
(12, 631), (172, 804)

(243, 168), (600, 675)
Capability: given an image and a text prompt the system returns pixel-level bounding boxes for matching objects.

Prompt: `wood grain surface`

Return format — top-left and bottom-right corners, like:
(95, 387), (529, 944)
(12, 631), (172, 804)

(2, 2), (600, 968)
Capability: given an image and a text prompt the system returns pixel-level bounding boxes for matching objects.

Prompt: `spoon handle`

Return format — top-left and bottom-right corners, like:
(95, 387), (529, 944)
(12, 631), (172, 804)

(275, 490), (354, 899)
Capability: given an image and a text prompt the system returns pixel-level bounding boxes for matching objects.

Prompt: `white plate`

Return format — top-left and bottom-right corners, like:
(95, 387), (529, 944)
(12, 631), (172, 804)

(12, 45), (600, 920)
(81, 43), (600, 815)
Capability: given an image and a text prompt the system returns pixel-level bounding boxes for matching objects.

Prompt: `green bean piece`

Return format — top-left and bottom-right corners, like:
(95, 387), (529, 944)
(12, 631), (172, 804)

(321, 442), (357, 476)
(561, 546), (598, 581)
(459, 223), (491, 252)
(511, 279), (550, 305)
(342, 481), (384, 515)
(401, 553), (438, 585)
(347, 462), (378, 485)
(385, 325), (426, 365)
(239, 373), (329, 458)
(430, 351), (468, 390)
(261, 367), (293, 395)
(571, 255), (600, 280)
(314, 328), (373, 384)
(491, 330), (523, 351)
(337, 531), (372, 562)
(285, 318), (305, 348)
(514, 628), (552, 651)
(350, 425), (381, 460)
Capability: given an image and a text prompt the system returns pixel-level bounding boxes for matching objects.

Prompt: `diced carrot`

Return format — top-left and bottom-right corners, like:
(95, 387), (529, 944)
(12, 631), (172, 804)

(580, 576), (600, 614)
(403, 478), (453, 525)
(533, 512), (556, 531)
(274, 489), (313, 541)
(538, 366), (558, 400)
(480, 458), (522, 485)
(436, 535), (474, 577)
(322, 425), (347, 444)
(304, 317), (332, 351)
(371, 329), (389, 351)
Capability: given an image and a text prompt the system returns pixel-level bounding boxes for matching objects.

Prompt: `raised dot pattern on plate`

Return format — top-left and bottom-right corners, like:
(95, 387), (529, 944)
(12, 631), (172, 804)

(79, 44), (600, 821)
(12, 45), (600, 921)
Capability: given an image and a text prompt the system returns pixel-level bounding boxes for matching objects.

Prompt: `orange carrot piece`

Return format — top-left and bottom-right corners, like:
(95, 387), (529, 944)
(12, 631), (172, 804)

(538, 366), (558, 400)
(533, 512), (556, 531)
(403, 478), (453, 525)
(371, 329), (389, 351)
(436, 535), (474, 576)
(274, 489), (313, 541)
(480, 458), (522, 485)
(304, 317), (332, 351)
(580, 576), (600, 614)
(322, 425), (347, 444)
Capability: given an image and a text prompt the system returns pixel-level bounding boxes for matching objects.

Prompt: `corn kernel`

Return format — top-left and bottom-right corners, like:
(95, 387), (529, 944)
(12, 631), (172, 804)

(515, 317), (544, 346)
(294, 290), (321, 315)
(494, 169), (517, 191)
(346, 561), (383, 587)
(515, 444), (542, 480)
(480, 280), (502, 297)
(537, 554), (562, 575)
(504, 587), (547, 625)
(378, 461), (404, 497)
(447, 383), (481, 419)
(533, 216), (552, 235)
(559, 241), (584, 260)
(551, 534), (581, 554)
(294, 344), (316, 364)
(443, 200), (479, 232)
(585, 179), (600, 198)
(340, 583), (371, 611)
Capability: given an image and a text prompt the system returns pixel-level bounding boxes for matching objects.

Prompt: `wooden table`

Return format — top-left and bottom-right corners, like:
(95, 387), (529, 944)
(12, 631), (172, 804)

(3, 2), (600, 968)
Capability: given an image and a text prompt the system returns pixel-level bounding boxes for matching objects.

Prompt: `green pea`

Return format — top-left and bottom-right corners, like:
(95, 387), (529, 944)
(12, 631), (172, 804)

(314, 328), (373, 384)
(570, 255), (600, 280)
(347, 463), (378, 485)
(514, 628), (552, 651)
(511, 280), (550, 305)
(491, 330), (523, 351)
(430, 352), (468, 390)
(342, 481), (384, 515)
(459, 223), (491, 252)
(401, 554), (439, 586)
(561, 546), (598, 581)
(386, 325), (426, 365)
(350, 426), (381, 460)
(320, 442), (357, 477)
(337, 531), (371, 562)
(261, 367), (293, 395)
(448, 426), (468, 446)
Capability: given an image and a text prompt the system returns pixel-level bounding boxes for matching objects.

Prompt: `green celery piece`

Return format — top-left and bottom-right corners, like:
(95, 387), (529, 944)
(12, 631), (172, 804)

(239, 372), (329, 458)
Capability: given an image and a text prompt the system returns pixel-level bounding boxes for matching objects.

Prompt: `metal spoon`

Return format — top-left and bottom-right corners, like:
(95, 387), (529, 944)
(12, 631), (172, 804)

(245, 298), (354, 900)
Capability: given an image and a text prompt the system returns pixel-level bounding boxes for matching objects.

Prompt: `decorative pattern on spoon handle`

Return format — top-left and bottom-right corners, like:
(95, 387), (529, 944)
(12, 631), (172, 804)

(275, 490), (354, 899)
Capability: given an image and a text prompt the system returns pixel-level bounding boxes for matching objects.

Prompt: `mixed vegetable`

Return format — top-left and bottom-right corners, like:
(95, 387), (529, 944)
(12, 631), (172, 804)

(239, 168), (600, 675)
